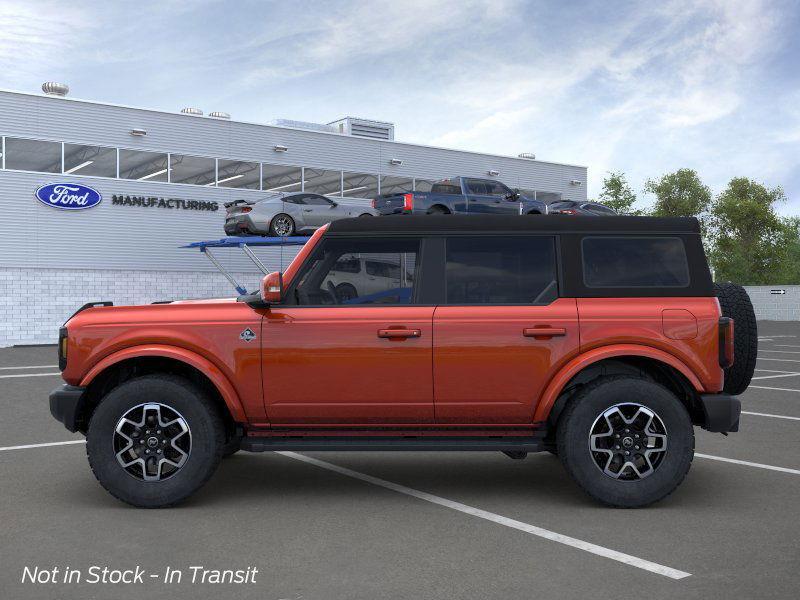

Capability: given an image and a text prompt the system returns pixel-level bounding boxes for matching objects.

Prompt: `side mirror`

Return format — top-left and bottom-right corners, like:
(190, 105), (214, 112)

(260, 271), (284, 304)
(330, 201), (338, 208)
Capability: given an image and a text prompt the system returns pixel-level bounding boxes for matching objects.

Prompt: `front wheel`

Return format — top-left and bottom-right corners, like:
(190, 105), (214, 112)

(557, 376), (694, 508)
(86, 375), (225, 508)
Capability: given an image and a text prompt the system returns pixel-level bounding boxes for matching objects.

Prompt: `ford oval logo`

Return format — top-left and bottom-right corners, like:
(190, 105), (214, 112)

(35, 183), (102, 210)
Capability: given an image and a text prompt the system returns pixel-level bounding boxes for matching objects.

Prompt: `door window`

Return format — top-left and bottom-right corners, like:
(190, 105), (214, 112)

(485, 181), (512, 197)
(445, 236), (558, 304)
(292, 238), (420, 305)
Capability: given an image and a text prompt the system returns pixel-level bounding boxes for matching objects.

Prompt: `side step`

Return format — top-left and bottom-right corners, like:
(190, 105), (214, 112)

(240, 436), (545, 453)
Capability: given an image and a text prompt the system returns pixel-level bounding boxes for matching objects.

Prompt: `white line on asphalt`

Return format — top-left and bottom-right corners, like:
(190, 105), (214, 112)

(749, 385), (800, 393)
(0, 440), (85, 452)
(751, 372), (800, 380)
(742, 411), (800, 421)
(754, 368), (796, 373)
(278, 451), (691, 580)
(0, 372), (62, 379)
(758, 335), (796, 339)
(0, 365), (58, 370)
(756, 357), (800, 364)
(772, 344), (800, 349)
(696, 453), (800, 475)
(760, 350), (800, 355)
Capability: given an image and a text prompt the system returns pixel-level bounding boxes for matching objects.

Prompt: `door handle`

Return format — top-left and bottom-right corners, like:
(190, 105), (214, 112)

(378, 329), (421, 339)
(303, 208), (313, 212)
(523, 327), (567, 339)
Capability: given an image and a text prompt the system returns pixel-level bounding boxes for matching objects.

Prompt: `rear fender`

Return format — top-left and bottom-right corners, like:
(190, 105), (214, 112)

(533, 344), (703, 423)
(79, 345), (246, 422)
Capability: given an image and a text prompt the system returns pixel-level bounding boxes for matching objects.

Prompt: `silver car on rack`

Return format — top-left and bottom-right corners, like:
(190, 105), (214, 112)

(224, 192), (377, 237)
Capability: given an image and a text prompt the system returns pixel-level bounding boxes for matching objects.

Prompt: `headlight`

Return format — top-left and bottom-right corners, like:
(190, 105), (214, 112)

(58, 327), (68, 371)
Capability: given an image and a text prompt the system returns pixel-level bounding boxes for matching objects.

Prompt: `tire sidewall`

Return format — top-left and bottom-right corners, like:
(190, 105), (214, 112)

(558, 378), (694, 507)
(87, 377), (222, 507)
(269, 213), (295, 237)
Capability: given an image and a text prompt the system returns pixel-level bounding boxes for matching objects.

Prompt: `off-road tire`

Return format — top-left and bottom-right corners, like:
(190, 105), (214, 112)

(557, 376), (694, 508)
(86, 375), (225, 508)
(714, 282), (757, 395)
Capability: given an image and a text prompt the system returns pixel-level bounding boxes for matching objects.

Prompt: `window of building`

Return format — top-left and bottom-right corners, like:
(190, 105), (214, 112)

(341, 172), (379, 198)
(262, 164), (302, 193)
(414, 179), (436, 192)
(217, 159), (260, 189)
(293, 238), (419, 305)
(379, 175), (413, 195)
(63, 144), (117, 177)
(4, 138), (61, 173)
(445, 236), (558, 304)
(170, 154), (216, 186)
(582, 237), (690, 288)
(119, 149), (169, 182)
(304, 168), (342, 196)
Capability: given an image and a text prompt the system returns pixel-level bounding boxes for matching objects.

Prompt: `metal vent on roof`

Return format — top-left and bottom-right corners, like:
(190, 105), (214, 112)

(269, 119), (337, 134)
(42, 82), (69, 96)
(180, 107), (203, 116)
(518, 152), (536, 160)
(209, 111), (230, 119)
(328, 117), (395, 141)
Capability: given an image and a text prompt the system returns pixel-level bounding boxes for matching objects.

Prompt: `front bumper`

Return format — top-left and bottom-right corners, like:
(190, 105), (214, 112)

(699, 393), (741, 432)
(49, 384), (87, 433)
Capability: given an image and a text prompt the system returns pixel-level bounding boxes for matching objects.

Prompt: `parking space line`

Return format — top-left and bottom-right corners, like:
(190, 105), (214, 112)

(277, 451), (691, 580)
(0, 440), (85, 452)
(696, 453), (800, 475)
(760, 350), (800, 355)
(756, 357), (800, 364)
(0, 365), (58, 370)
(752, 372), (800, 380)
(742, 411), (800, 421)
(772, 344), (800, 349)
(754, 368), (796, 373)
(749, 385), (800, 393)
(0, 372), (62, 379)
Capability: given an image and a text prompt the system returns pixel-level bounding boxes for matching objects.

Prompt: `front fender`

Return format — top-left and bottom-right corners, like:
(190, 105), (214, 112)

(79, 345), (247, 422)
(532, 344), (704, 423)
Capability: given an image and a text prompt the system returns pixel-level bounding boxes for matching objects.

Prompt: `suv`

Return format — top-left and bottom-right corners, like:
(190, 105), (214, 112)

(50, 215), (756, 508)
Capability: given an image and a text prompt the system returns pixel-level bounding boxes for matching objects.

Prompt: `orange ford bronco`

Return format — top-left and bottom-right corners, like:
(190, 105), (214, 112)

(49, 215), (756, 507)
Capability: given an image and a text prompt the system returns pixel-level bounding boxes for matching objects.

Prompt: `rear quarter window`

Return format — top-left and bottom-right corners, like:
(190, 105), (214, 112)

(582, 236), (690, 288)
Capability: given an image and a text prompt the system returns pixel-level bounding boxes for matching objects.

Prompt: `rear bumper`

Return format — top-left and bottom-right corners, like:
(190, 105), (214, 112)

(49, 384), (87, 433)
(699, 393), (741, 433)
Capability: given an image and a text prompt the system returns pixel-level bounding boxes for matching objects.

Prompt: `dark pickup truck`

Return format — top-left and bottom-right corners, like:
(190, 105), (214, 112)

(372, 177), (548, 216)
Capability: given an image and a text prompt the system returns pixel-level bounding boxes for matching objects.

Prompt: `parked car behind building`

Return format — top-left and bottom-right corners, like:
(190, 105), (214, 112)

(372, 176), (548, 216)
(224, 192), (376, 236)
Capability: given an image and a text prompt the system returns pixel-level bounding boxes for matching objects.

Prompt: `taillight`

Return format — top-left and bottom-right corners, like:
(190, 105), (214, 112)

(403, 193), (414, 211)
(719, 317), (734, 368)
(371, 198), (377, 209)
(240, 207), (252, 213)
(58, 327), (68, 371)
(556, 209), (578, 215)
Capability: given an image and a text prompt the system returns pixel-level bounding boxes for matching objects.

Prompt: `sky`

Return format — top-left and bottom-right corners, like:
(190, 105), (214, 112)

(1, 0), (799, 212)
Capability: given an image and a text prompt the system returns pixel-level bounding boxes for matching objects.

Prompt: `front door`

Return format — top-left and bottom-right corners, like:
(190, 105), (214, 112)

(262, 235), (433, 424)
(299, 194), (342, 228)
(433, 235), (580, 423)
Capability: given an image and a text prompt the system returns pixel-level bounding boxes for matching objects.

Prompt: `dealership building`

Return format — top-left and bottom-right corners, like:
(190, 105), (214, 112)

(0, 85), (588, 346)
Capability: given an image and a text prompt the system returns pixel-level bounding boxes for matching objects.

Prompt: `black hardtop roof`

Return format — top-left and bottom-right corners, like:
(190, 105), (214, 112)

(327, 215), (701, 235)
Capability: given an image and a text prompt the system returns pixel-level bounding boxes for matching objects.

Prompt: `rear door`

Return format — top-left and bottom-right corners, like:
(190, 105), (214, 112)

(464, 179), (518, 214)
(432, 235), (580, 423)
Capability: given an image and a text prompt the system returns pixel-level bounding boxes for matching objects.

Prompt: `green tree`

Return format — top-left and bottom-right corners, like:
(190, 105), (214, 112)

(644, 168), (712, 218)
(598, 171), (639, 214)
(709, 177), (793, 285)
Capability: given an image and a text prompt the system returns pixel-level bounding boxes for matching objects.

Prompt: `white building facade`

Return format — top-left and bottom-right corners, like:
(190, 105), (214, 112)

(0, 88), (588, 346)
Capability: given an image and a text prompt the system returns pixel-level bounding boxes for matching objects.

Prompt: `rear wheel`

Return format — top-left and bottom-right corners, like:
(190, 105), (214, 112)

(86, 375), (225, 508)
(557, 376), (694, 508)
(714, 282), (757, 395)
(269, 213), (295, 237)
(427, 205), (449, 215)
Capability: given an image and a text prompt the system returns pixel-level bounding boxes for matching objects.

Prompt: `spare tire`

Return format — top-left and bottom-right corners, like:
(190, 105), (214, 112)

(714, 282), (757, 395)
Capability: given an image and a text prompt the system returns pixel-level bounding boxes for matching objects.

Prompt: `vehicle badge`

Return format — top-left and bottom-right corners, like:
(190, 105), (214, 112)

(240, 328), (256, 342)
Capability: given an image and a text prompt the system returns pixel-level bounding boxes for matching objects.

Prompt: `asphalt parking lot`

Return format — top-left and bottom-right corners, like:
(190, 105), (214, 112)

(1, 322), (799, 600)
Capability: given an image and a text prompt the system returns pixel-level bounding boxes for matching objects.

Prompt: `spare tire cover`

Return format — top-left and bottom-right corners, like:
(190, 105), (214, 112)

(714, 282), (757, 395)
